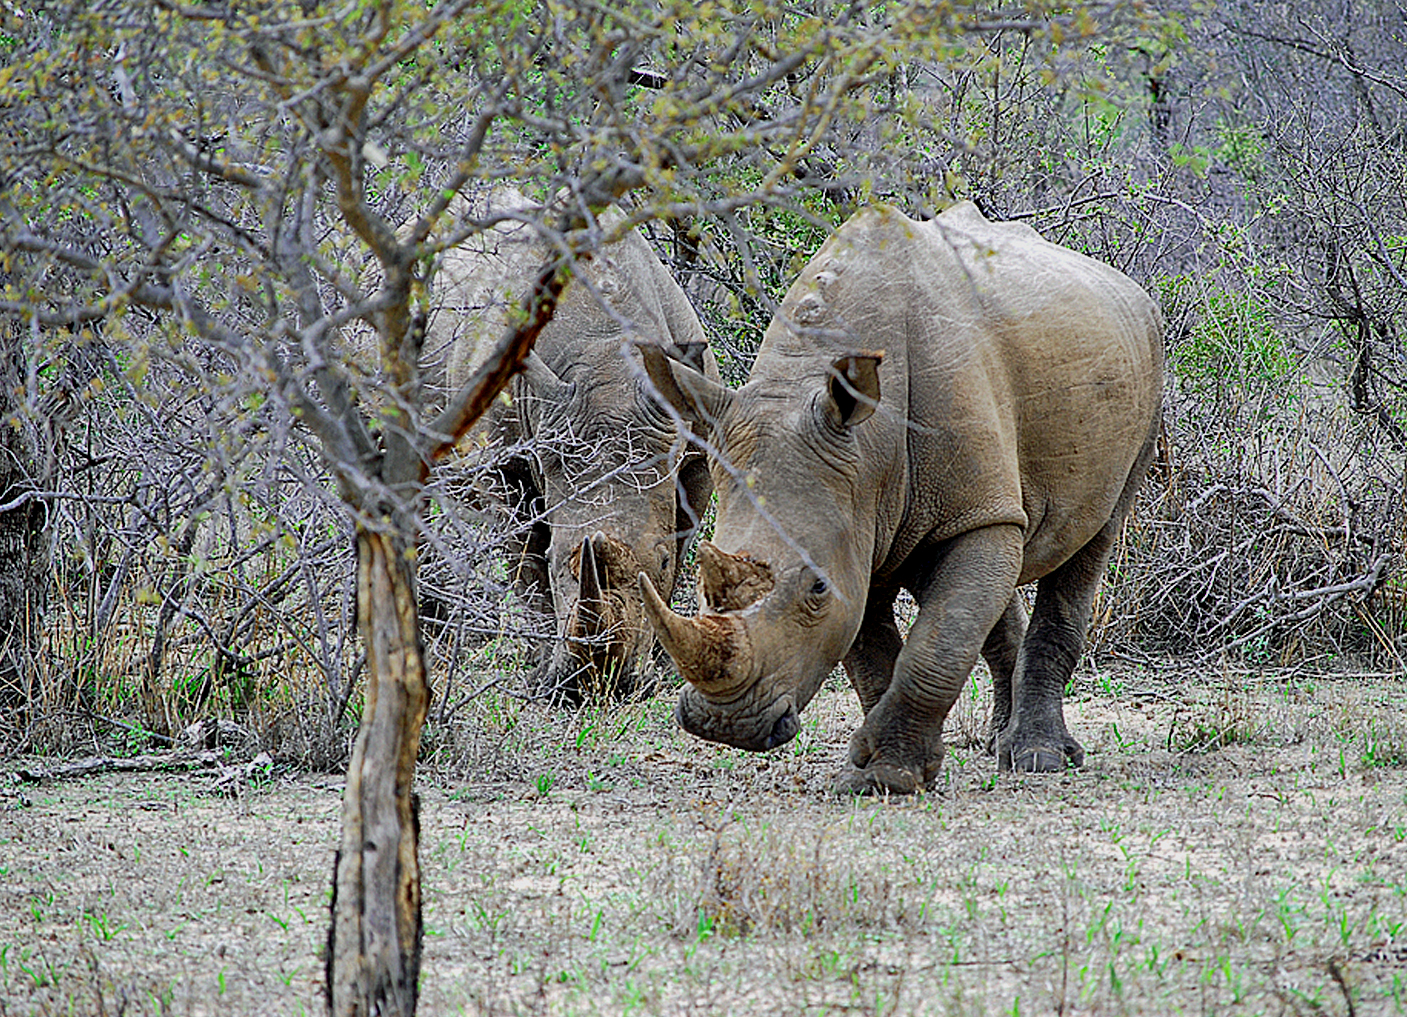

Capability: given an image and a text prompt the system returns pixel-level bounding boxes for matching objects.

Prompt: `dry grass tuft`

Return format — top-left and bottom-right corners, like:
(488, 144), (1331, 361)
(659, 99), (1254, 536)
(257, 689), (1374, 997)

(687, 819), (911, 936)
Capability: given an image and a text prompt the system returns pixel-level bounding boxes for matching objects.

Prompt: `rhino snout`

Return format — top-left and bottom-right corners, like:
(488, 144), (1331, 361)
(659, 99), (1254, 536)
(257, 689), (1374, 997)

(764, 704), (800, 749)
(675, 688), (798, 752)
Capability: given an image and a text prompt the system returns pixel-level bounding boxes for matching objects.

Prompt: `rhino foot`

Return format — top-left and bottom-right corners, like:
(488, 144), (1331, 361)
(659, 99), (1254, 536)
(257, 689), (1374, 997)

(998, 737), (1084, 773)
(832, 760), (928, 796)
(841, 700), (945, 794)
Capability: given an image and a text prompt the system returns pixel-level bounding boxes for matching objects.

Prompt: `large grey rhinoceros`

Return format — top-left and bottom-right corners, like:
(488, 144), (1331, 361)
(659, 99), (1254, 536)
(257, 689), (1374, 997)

(637, 201), (1164, 793)
(429, 194), (719, 701)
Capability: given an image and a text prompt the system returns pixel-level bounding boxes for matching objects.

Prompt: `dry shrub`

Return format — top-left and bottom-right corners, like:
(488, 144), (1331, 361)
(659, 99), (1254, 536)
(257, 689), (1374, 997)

(1306, 684), (1407, 768)
(942, 662), (994, 753)
(1090, 273), (1405, 671)
(1165, 682), (1277, 755)
(1160, 666), (1407, 770)
(1097, 416), (1404, 670)
(5, 349), (536, 767)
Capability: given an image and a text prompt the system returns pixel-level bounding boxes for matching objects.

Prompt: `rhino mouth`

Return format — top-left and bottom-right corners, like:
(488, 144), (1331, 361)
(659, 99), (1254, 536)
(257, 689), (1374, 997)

(675, 687), (799, 752)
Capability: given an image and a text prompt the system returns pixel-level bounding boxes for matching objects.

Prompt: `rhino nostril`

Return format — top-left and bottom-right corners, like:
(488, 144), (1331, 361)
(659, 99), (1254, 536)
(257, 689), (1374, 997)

(764, 706), (799, 750)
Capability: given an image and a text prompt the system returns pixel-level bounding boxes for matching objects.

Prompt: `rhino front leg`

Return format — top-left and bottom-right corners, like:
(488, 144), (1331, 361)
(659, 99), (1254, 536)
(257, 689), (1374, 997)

(836, 525), (1023, 795)
(499, 473), (559, 697)
(495, 463), (554, 619)
(998, 524), (1116, 772)
(674, 451), (713, 567)
(842, 587), (902, 714)
(512, 520), (554, 618)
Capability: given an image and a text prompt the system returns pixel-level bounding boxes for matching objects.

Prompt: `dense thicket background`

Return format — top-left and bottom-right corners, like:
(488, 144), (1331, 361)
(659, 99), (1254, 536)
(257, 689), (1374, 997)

(1, 0), (1402, 768)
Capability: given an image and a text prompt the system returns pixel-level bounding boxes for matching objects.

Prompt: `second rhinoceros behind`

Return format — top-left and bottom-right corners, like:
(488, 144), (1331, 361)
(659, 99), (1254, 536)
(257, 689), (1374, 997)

(429, 192), (719, 701)
(638, 202), (1164, 793)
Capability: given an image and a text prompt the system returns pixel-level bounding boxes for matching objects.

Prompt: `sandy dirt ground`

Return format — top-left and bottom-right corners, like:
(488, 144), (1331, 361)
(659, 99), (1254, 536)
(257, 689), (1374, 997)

(2, 669), (1405, 1016)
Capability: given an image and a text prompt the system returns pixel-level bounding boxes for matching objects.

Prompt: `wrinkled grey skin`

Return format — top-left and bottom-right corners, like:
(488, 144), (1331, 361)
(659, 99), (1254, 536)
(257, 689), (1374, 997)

(640, 202), (1164, 792)
(429, 194), (719, 701)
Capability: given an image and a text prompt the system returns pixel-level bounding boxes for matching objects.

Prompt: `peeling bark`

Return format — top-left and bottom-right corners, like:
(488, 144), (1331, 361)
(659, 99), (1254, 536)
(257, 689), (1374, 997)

(327, 526), (430, 1017)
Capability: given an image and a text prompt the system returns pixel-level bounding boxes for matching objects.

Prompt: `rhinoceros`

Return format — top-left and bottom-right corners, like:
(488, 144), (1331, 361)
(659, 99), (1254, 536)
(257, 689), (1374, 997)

(637, 201), (1163, 793)
(429, 194), (719, 700)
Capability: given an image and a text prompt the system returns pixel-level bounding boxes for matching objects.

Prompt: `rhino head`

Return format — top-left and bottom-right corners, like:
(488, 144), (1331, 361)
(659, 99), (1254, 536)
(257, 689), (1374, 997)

(522, 345), (707, 701)
(637, 346), (883, 748)
(430, 194), (718, 703)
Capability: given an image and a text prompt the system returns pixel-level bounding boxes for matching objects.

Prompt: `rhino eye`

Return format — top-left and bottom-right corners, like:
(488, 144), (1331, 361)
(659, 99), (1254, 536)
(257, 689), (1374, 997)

(659, 548), (671, 572)
(810, 577), (829, 597)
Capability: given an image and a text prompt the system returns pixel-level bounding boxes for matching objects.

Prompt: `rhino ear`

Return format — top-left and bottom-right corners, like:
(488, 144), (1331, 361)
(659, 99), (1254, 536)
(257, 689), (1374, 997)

(826, 352), (883, 428)
(637, 341), (732, 427)
(671, 341), (709, 374)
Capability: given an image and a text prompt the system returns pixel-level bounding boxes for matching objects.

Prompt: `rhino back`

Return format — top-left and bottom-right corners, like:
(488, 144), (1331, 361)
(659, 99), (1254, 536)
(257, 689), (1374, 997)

(757, 203), (1162, 587)
(431, 207), (710, 443)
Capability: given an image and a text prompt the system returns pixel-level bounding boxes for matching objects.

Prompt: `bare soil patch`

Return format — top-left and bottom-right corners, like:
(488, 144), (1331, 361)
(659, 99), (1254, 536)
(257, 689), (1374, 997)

(2, 668), (1405, 1016)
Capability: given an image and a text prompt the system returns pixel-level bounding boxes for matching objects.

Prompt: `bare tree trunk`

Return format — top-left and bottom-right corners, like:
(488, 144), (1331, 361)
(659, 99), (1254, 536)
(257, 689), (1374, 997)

(0, 316), (46, 714)
(323, 236), (567, 1017)
(327, 524), (430, 1017)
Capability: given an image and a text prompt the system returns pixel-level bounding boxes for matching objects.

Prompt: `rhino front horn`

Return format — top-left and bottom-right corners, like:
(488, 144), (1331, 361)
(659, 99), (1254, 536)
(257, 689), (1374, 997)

(575, 533), (606, 636)
(638, 572), (751, 700)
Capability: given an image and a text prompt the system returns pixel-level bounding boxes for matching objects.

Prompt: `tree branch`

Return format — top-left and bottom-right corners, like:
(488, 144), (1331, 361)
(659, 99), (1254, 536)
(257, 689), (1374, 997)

(427, 256), (574, 466)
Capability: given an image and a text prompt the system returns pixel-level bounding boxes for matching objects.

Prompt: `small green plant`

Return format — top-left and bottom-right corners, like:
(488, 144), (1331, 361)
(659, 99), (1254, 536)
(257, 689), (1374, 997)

(574, 721), (597, 750)
(83, 909), (128, 943)
(16, 948), (56, 990)
(534, 772), (555, 798)
(1108, 721), (1139, 754)
(1171, 284), (1292, 396)
(1168, 693), (1264, 753)
(1359, 726), (1407, 768)
(28, 892), (52, 923)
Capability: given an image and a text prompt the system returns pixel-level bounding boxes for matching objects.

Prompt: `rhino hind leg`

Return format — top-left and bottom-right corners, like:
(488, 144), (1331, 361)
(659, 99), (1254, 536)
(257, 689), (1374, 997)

(997, 556), (1099, 773)
(1000, 424), (1159, 772)
(981, 594), (1028, 755)
(999, 494), (1140, 772)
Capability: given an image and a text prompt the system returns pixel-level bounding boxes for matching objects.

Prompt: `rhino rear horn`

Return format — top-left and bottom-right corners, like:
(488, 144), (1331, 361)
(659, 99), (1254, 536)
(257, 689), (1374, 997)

(698, 541), (775, 613)
(521, 351), (571, 402)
